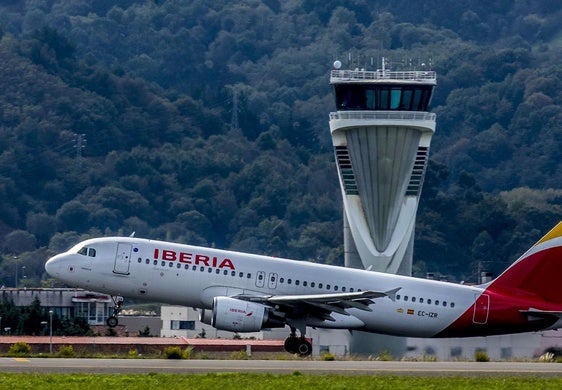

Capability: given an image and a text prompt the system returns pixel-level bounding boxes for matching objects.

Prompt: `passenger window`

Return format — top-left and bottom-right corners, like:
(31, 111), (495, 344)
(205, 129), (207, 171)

(223, 270), (228, 275)
(350, 288), (354, 292)
(176, 263), (181, 269)
(397, 295), (401, 300)
(412, 297), (416, 303)
(287, 279), (292, 285)
(311, 282), (315, 288)
(302, 281), (307, 287)
(153, 260), (158, 265)
(161, 261), (166, 267)
(208, 268), (212, 273)
(443, 301), (447, 307)
(216, 269), (220, 274)
(231, 271), (235, 276)
(145, 259), (150, 264)
(247, 273), (251, 278)
(239, 272), (244, 277)
(334, 286), (338, 291)
(326, 285), (331, 290)
(342, 287), (346, 292)
(280, 278), (284, 283)
(419, 298), (424, 303)
(404, 296), (408, 302)
(169, 262), (174, 268)
(138, 258), (142, 263)
(451, 302), (455, 308)
(435, 300), (440, 305)
(295, 280), (300, 286)
(318, 283), (323, 289)
(427, 299), (432, 304)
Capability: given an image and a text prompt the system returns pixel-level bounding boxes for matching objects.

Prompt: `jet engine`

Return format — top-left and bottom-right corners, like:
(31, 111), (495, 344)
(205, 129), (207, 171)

(200, 296), (284, 332)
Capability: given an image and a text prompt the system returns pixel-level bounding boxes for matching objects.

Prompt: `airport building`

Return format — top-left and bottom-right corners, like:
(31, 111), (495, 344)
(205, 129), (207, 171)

(0, 287), (113, 329)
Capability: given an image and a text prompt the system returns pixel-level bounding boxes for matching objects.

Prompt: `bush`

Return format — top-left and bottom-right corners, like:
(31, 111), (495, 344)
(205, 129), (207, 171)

(8, 342), (32, 356)
(163, 346), (183, 359)
(127, 349), (140, 358)
(57, 345), (75, 358)
(475, 350), (490, 362)
(320, 352), (336, 361)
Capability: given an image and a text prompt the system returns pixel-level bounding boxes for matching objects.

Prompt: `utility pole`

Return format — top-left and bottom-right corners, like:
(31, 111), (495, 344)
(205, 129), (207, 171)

(74, 133), (87, 170)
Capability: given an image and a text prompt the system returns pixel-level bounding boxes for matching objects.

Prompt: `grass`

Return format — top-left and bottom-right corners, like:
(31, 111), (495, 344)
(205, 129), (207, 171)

(0, 373), (561, 390)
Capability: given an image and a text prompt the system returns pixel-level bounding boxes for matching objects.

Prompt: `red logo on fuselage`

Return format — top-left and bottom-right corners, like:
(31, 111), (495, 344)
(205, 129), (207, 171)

(153, 248), (235, 270)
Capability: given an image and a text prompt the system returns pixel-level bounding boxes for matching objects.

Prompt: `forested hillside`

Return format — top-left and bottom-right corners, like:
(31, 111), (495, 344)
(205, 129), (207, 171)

(0, 0), (561, 287)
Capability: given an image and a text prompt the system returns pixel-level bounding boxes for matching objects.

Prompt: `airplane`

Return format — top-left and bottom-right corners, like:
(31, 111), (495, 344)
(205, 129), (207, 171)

(45, 221), (562, 356)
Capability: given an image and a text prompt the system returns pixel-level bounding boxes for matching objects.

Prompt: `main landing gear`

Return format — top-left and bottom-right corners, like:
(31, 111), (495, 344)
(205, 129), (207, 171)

(106, 296), (124, 328)
(284, 326), (312, 357)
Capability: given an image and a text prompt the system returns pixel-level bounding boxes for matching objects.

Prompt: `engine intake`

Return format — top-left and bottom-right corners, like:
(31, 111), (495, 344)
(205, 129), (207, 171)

(200, 296), (284, 332)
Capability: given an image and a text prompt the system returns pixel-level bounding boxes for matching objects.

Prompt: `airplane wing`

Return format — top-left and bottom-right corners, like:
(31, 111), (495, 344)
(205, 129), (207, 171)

(235, 288), (401, 321)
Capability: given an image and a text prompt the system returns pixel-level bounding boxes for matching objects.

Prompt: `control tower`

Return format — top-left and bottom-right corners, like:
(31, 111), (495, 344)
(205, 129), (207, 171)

(329, 59), (436, 355)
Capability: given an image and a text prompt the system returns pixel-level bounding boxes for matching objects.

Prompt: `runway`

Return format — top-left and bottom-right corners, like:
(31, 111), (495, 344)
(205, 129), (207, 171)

(2, 358), (562, 376)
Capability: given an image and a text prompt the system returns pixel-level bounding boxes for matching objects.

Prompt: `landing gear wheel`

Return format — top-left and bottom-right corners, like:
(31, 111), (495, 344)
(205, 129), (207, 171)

(106, 316), (118, 328)
(284, 336), (299, 354)
(107, 295), (124, 328)
(296, 338), (312, 357)
(284, 336), (312, 357)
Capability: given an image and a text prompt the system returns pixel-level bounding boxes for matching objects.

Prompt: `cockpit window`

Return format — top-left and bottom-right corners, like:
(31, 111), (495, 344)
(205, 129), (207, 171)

(77, 247), (96, 257)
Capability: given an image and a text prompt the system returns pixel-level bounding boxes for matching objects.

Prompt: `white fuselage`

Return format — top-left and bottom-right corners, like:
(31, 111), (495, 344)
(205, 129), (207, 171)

(45, 237), (484, 338)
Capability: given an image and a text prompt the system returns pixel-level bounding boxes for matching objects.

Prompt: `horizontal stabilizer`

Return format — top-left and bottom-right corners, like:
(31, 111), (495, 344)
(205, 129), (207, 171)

(520, 308), (562, 320)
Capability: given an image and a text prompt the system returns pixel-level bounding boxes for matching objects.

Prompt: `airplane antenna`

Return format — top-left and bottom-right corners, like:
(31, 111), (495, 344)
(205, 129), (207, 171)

(129, 232), (136, 238)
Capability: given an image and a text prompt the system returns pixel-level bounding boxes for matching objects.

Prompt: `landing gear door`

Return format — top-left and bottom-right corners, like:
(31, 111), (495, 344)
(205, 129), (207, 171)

(114, 243), (132, 275)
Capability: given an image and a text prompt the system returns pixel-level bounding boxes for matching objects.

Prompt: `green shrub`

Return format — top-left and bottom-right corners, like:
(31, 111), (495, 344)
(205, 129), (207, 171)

(475, 349), (490, 362)
(182, 346), (194, 359)
(57, 345), (75, 358)
(8, 342), (31, 356)
(127, 349), (140, 358)
(163, 346), (183, 359)
(320, 352), (336, 361)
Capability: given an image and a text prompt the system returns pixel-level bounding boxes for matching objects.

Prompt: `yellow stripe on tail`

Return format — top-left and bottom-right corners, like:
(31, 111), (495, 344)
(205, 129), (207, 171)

(535, 221), (562, 246)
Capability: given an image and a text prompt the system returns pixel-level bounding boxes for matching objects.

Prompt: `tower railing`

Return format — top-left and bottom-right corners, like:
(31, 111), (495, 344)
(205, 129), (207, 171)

(330, 69), (436, 83)
(330, 111), (436, 121)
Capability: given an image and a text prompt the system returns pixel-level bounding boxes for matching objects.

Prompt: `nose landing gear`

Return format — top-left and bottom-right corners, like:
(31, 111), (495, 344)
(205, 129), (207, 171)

(106, 296), (124, 328)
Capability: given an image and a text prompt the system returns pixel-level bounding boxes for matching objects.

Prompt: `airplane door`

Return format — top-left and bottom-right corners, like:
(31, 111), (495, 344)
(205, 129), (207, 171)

(256, 271), (265, 288)
(268, 273), (278, 289)
(113, 243), (132, 275)
(472, 293), (490, 324)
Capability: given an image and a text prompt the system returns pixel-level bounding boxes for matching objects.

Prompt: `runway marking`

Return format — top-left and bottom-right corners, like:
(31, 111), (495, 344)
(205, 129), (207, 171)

(13, 358), (30, 362)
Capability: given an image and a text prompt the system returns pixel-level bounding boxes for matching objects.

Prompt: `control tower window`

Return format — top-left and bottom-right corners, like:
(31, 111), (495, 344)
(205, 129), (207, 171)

(334, 84), (432, 111)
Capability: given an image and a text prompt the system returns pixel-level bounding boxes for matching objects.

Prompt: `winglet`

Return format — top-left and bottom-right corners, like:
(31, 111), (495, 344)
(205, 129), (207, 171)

(384, 287), (401, 302)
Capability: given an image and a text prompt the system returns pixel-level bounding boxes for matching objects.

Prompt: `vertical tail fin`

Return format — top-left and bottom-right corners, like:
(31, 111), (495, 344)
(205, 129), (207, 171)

(488, 221), (562, 304)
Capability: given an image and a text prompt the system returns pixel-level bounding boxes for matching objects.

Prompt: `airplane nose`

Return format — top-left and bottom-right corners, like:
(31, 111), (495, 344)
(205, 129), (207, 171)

(45, 255), (61, 277)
